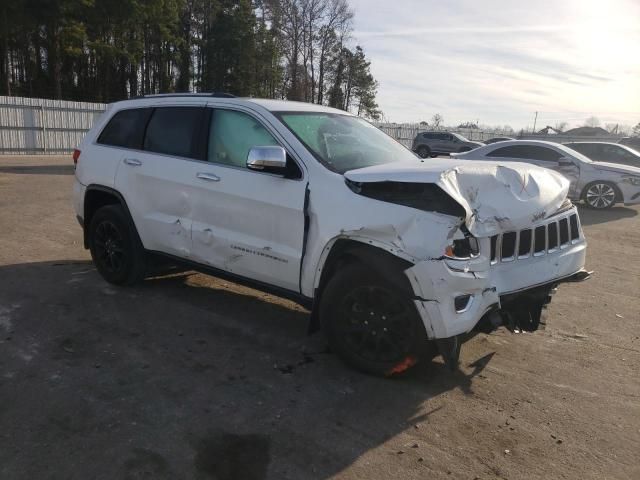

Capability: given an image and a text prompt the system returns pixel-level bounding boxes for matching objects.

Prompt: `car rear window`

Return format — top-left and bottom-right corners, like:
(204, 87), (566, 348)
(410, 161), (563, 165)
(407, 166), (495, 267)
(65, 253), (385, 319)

(97, 108), (152, 149)
(566, 143), (597, 157)
(488, 145), (562, 162)
(143, 107), (205, 158)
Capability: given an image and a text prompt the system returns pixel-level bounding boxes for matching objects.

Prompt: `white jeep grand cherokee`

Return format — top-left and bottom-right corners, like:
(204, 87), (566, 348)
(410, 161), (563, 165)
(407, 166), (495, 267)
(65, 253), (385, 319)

(73, 93), (590, 376)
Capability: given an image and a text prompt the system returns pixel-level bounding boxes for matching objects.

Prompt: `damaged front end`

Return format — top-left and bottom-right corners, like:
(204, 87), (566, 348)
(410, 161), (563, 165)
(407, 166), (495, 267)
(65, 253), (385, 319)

(343, 160), (591, 369)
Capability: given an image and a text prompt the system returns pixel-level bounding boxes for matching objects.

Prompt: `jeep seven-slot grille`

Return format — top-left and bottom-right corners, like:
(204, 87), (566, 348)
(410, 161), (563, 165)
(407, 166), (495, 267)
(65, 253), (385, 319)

(490, 213), (581, 264)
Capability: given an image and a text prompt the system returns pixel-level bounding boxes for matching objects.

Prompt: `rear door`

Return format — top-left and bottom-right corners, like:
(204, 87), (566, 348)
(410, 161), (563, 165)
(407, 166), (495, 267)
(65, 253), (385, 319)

(189, 106), (307, 292)
(114, 105), (207, 258)
(433, 133), (449, 153)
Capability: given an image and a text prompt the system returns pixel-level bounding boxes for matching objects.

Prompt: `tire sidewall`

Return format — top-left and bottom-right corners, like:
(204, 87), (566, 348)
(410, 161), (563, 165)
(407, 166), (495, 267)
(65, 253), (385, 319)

(319, 263), (426, 376)
(417, 146), (431, 158)
(88, 205), (143, 285)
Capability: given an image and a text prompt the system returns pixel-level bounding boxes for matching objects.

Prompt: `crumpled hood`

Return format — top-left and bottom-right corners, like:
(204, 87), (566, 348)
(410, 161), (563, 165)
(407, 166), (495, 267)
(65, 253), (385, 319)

(344, 159), (569, 237)
(591, 161), (640, 175)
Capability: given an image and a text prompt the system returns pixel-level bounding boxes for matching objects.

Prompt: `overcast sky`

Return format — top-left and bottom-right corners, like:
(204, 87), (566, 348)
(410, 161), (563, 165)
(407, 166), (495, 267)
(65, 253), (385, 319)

(349, 0), (640, 130)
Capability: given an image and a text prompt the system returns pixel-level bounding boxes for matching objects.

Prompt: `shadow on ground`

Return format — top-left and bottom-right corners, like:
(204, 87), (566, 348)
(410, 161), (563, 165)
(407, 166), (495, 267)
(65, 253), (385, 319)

(577, 204), (638, 226)
(0, 164), (74, 175)
(0, 260), (493, 480)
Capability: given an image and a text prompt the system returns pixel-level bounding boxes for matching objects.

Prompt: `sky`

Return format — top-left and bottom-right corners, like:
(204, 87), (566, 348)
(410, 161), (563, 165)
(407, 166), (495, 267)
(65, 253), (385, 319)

(349, 0), (640, 130)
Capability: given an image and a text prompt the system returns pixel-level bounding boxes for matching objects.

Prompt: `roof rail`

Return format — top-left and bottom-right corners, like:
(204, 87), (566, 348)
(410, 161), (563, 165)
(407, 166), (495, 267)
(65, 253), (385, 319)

(139, 92), (236, 99)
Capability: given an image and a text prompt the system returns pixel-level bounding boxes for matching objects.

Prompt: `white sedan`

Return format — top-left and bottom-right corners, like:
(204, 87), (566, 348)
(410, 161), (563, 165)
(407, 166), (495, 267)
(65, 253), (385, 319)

(452, 140), (640, 209)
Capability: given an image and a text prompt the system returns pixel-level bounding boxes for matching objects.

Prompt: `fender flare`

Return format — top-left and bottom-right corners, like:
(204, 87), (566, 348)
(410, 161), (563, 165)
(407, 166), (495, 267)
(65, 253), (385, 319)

(311, 235), (415, 295)
(83, 184), (140, 249)
(307, 236), (416, 334)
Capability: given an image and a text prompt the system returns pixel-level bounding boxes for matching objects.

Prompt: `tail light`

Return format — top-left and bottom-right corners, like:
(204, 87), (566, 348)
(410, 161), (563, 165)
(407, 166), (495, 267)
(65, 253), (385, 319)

(72, 149), (81, 166)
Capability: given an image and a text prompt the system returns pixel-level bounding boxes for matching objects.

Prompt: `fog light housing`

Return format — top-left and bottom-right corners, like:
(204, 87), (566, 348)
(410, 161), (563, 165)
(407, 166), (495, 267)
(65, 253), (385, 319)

(454, 294), (473, 313)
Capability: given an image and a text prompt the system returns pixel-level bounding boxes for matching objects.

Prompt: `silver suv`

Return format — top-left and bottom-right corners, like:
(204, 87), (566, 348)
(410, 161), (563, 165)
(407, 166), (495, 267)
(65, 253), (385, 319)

(412, 131), (484, 158)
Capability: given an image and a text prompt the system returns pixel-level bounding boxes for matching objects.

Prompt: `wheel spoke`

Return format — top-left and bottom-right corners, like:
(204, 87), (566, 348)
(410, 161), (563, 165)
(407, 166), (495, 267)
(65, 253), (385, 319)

(338, 284), (414, 363)
(587, 184), (615, 208)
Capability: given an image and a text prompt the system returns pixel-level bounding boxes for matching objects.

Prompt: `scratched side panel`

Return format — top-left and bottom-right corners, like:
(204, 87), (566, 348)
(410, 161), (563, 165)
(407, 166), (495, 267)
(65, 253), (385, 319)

(114, 151), (195, 258)
(190, 166), (306, 293)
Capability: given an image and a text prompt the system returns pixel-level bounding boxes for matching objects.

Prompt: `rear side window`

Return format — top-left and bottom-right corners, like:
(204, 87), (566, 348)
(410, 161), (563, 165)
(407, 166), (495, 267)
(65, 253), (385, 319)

(567, 143), (597, 157)
(97, 108), (151, 149)
(488, 145), (562, 162)
(143, 107), (205, 159)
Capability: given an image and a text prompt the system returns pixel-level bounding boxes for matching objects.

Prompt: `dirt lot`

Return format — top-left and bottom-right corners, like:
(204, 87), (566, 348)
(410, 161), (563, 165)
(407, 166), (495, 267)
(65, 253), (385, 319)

(0, 155), (638, 480)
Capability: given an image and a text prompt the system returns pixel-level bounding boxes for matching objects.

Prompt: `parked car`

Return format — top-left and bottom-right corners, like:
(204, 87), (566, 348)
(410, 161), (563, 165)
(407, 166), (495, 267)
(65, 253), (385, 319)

(485, 136), (515, 144)
(564, 142), (640, 168)
(73, 94), (589, 376)
(619, 136), (640, 150)
(453, 140), (640, 209)
(412, 131), (484, 158)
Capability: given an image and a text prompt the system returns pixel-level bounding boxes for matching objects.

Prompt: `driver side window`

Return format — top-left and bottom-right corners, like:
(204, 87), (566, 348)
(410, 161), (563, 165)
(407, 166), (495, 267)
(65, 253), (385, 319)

(208, 110), (280, 168)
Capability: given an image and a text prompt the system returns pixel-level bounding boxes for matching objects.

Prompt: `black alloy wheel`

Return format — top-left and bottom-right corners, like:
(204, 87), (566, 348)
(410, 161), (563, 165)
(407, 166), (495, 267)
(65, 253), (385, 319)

(320, 263), (427, 376)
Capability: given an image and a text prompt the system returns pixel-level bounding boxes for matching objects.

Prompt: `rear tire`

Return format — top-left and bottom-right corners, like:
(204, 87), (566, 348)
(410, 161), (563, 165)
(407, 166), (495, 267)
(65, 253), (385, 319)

(319, 263), (427, 376)
(88, 205), (146, 285)
(582, 181), (617, 209)
(416, 146), (431, 159)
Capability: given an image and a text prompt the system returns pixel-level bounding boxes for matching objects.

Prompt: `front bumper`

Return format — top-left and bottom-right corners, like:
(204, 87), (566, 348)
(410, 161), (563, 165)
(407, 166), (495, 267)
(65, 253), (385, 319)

(404, 211), (588, 339)
(619, 182), (640, 205)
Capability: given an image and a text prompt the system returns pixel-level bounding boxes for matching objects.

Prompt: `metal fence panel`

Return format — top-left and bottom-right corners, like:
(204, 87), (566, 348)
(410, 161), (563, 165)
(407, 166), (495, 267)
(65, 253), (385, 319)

(0, 96), (106, 154)
(0, 96), (625, 154)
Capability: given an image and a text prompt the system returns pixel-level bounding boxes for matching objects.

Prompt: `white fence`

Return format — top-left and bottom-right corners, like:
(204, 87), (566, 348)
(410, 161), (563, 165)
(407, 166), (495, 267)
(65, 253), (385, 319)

(374, 122), (623, 148)
(0, 96), (106, 154)
(0, 95), (624, 154)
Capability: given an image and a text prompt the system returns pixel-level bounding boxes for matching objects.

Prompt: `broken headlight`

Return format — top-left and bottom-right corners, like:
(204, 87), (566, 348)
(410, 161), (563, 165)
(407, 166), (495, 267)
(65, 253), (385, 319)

(444, 236), (480, 259)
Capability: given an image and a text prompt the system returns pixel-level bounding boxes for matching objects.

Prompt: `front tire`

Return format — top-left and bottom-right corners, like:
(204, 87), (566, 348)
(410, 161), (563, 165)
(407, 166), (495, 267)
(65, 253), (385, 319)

(88, 205), (146, 285)
(416, 146), (431, 159)
(319, 263), (427, 376)
(582, 181), (617, 209)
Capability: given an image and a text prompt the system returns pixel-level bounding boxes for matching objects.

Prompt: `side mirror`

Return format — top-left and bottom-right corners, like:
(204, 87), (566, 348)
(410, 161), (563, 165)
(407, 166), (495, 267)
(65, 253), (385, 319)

(247, 146), (287, 173)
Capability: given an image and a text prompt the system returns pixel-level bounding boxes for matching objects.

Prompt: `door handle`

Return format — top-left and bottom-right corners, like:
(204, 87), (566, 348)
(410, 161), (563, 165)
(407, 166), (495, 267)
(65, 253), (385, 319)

(124, 158), (142, 166)
(196, 172), (221, 182)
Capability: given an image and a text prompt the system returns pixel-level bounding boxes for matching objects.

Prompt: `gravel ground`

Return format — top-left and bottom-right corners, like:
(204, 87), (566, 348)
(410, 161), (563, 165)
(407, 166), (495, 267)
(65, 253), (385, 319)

(0, 155), (638, 480)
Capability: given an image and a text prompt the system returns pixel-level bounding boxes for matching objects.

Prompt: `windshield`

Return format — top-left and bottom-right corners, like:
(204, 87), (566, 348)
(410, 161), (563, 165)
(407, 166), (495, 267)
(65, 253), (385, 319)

(452, 132), (470, 142)
(276, 112), (420, 174)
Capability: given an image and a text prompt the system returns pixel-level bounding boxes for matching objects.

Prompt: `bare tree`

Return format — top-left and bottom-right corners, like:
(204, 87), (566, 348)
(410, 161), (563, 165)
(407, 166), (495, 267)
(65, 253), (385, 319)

(316, 0), (352, 104)
(584, 116), (601, 128)
(431, 113), (443, 128)
(554, 121), (568, 132)
(276, 0), (353, 103)
(605, 123), (619, 134)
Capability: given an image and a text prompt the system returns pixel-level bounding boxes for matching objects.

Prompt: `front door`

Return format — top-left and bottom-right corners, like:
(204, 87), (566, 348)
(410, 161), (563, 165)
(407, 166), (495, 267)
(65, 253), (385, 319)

(189, 107), (307, 293)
